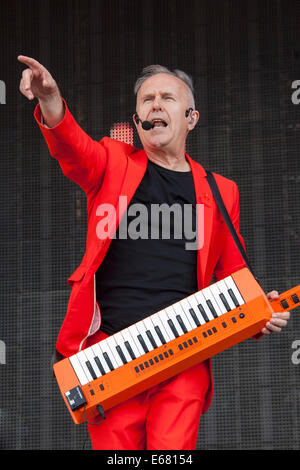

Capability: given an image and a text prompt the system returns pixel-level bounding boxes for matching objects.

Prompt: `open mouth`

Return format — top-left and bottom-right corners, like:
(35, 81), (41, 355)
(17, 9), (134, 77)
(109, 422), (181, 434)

(151, 119), (168, 128)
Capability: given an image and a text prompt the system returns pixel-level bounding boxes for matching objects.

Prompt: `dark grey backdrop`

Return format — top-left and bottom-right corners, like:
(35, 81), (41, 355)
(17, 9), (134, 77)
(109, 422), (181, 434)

(0, 0), (299, 450)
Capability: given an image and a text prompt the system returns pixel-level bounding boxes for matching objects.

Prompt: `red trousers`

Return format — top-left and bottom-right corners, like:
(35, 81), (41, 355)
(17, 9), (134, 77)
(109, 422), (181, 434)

(86, 330), (210, 450)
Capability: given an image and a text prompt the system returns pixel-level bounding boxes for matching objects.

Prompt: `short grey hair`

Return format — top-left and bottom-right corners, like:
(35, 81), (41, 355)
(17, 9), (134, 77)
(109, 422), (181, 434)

(134, 65), (195, 103)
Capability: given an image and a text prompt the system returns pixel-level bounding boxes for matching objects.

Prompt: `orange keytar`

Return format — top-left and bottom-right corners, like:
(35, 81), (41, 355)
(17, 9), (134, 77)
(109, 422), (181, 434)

(53, 267), (299, 425)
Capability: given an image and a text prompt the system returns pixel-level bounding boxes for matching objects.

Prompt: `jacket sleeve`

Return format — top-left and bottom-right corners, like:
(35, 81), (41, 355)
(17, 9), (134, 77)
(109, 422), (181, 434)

(213, 181), (247, 281)
(34, 97), (108, 195)
(213, 181), (264, 340)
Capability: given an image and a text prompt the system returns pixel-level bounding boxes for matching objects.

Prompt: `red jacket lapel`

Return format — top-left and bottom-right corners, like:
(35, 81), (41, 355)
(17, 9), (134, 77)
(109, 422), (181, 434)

(116, 148), (148, 224)
(186, 154), (214, 289)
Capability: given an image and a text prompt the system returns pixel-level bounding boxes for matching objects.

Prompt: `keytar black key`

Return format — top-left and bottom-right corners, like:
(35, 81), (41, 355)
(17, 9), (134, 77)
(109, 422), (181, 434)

(167, 319), (180, 338)
(116, 345), (127, 365)
(85, 360), (97, 380)
(206, 300), (218, 319)
(228, 288), (240, 307)
(137, 334), (149, 353)
(103, 352), (115, 371)
(94, 356), (106, 375)
(219, 293), (231, 312)
(189, 308), (200, 327)
(124, 341), (136, 360)
(198, 304), (210, 323)
(154, 325), (167, 344)
(176, 314), (188, 334)
(146, 330), (158, 349)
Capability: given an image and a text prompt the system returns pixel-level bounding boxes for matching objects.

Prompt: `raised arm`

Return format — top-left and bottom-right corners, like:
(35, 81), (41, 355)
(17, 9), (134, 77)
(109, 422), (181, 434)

(18, 55), (64, 127)
(18, 55), (108, 194)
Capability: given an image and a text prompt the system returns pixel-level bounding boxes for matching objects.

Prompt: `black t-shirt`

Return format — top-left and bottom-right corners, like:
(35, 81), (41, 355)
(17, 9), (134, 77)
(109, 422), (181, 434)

(96, 159), (198, 335)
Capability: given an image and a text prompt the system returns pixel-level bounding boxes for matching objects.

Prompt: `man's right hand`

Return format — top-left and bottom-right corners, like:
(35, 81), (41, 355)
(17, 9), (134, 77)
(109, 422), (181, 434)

(18, 55), (65, 127)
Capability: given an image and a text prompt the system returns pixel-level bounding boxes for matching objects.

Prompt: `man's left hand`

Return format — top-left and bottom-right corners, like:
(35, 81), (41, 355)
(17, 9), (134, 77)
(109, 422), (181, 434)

(260, 290), (291, 335)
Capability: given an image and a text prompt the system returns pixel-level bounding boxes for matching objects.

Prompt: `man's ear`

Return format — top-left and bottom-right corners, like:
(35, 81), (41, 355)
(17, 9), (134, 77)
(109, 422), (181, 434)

(133, 112), (139, 128)
(188, 110), (200, 130)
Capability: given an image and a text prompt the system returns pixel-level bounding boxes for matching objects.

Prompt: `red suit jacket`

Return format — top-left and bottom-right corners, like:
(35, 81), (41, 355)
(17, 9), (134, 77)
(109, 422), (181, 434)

(34, 98), (247, 413)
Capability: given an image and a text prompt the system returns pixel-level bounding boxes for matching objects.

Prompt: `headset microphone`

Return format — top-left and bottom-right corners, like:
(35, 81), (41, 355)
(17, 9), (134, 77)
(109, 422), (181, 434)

(141, 120), (153, 131)
(134, 113), (153, 131)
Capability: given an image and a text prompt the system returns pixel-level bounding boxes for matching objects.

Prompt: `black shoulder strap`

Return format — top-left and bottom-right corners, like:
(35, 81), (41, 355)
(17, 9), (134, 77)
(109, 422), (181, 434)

(205, 170), (255, 277)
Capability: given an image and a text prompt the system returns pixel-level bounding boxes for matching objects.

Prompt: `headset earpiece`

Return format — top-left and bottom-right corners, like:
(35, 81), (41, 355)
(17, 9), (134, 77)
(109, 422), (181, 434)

(185, 108), (193, 118)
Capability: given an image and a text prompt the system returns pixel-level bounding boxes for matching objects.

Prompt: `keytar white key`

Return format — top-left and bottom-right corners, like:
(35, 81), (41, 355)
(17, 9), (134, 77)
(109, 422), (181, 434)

(171, 301), (194, 331)
(224, 276), (245, 306)
(214, 279), (236, 311)
(97, 338), (119, 371)
(143, 317), (164, 347)
(209, 283), (228, 314)
(193, 290), (215, 322)
(76, 350), (95, 383)
(164, 306), (185, 337)
(84, 346), (102, 378)
(91, 343), (111, 374)
(128, 323), (152, 355)
(202, 285), (224, 317)
(69, 353), (90, 386)
(180, 295), (206, 326)
(149, 312), (173, 343)
(120, 327), (144, 359)
(134, 320), (155, 352)
(105, 336), (124, 368)
(157, 310), (177, 340)
(113, 331), (133, 363)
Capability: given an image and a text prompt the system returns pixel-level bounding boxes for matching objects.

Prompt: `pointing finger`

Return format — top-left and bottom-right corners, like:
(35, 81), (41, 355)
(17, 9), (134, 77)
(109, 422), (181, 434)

(18, 55), (45, 74)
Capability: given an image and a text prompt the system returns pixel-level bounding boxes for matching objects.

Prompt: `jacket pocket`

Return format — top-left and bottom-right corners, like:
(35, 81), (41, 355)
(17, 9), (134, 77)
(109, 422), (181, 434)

(67, 265), (87, 286)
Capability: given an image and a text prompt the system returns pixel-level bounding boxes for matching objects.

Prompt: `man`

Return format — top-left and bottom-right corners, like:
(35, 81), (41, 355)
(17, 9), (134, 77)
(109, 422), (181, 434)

(18, 56), (290, 450)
